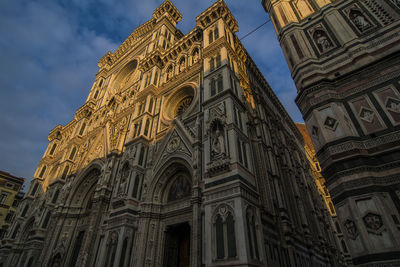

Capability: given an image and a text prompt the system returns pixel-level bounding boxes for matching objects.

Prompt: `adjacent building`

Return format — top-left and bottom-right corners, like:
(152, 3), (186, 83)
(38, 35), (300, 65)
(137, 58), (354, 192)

(262, 0), (400, 266)
(0, 171), (25, 240)
(0, 1), (344, 266)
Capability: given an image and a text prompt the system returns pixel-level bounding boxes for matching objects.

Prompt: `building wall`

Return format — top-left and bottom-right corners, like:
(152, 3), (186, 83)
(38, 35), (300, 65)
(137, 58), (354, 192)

(0, 171), (24, 239)
(263, 0), (400, 266)
(0, 1), (344, 267)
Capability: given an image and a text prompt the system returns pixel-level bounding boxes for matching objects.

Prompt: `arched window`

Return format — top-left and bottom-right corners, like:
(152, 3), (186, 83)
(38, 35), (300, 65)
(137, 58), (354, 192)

(61, 165), (69, 179)
(242, 142), (248, 168)
(216, 214), (224, 259)
(216, 53), (221, 68)
(69, 147), (77, 161)
(210, 58), (215, 71)
(132, 175), (140, 198)
(31, 183), (39, 196)
(153, 70), (159, 85)
(209, 30), (214, 44)
(144, 119), (150, 136)
(49, 143), (57, 155)
(214, 207), (237, 260)
(94, 90), (99, 99)
(42, 211), (51, 228)
(11, 224), (20, 239)
(52, 189), (60, 203)
(246, 209), (259, 260)
(99, 79), (103, 87)
(79, 122), (86, 136)
(217, 74), (223, 93)
(21, 204), (29, 217)
(138, 147), (145, 166)
(214, 26), (219, 40)
(38, 166), (46, 178)
(148, 98), (154, 113)
(119, 238), (128, 267)
(210, 78), (216, 96)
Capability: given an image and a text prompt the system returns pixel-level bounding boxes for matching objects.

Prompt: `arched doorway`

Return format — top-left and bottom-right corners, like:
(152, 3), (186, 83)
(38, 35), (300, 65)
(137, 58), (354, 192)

(150, 162), (194, 267)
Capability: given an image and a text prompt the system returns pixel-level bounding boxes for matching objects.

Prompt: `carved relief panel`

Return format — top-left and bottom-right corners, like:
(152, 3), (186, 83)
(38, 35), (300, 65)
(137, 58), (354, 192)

(348, 96), (386, 134)
(373, 86), (400, 125)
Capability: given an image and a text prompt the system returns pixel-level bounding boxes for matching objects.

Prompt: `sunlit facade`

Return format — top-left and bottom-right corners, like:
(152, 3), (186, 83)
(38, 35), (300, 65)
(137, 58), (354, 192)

(0, 1), (345, 266)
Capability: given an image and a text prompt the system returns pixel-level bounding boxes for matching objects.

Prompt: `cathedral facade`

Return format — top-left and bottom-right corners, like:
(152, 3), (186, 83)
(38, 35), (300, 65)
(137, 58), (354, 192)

(1, 1), (344, 266)
(262, 0), (400, 266)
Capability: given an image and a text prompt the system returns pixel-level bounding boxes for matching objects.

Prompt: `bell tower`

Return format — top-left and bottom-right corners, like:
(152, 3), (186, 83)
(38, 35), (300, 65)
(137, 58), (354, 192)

(262, 0), (400, 266)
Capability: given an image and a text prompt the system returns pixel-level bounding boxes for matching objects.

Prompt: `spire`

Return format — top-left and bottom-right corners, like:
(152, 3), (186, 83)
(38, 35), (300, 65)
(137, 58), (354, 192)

(153, 0), (182, 24)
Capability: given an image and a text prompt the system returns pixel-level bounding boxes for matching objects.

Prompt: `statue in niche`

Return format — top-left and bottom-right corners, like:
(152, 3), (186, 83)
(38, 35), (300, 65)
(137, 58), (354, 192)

(349, 10), (371, 32)
(211, 121), (226, 158)
(313, 30), (333, 53)
(168, 175), (191, 202)
(179, 58), (185, 72)
(100, 158), (114, 186)
(118, 164), (129, 196)
(193, 49), (199, 64)
(166, 66), (173, 81)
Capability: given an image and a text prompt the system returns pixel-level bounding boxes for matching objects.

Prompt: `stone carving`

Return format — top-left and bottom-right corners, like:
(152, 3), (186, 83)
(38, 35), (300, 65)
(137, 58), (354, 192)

(193, 49), (199, 64)
(312, 29), (334, 53)
(100, 157), (114, 186)
(359, 107), (375, 123)
(349, 9), (372, 32)
(118, 163), (130, 196)
(386, 97), (400, 113)
(211, 121), (226, 159)
(344, 219), (358, 239)
(363, 213), (383, 233)
(324, 116), (338, 130)
(179, 57), (186, 72)
(166, 65), (173, 81)
(167, 136), (180, 153)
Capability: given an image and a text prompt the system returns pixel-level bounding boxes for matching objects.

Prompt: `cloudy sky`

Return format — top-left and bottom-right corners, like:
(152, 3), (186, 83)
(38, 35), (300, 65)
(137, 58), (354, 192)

(0, 0), (301, 186)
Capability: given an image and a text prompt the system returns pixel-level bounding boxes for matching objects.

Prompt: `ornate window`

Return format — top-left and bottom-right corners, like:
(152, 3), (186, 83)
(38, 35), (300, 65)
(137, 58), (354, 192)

(148, 98), (154, 113)
(94, 90), (99, 99)
(31, 183), (39, 196)
(42, 211), (51, 228)
(210, 78), (216, 96)
(138, 146), (145, 166)
(216, 53), (221, 68)
(144, 119), (150, 136)
(246, 208), (260, 260)
(209, 29), (214, 44)
(11, 223), (20, 239)
(69, 147), (77, 161)
(132, 175), (140, 199)
(52, 189), (60, 203)
(49, 143), (57, 155)
(214, 26), (219, 40)
(175, 96), (193, 117)
(217, 74), (223, 93)
(213, 205), (237, 260)
(61, 165), (69, 179)
(79, 122), (86, 136)
(21, 204), (29, 217)
(38, 165), (47, 178)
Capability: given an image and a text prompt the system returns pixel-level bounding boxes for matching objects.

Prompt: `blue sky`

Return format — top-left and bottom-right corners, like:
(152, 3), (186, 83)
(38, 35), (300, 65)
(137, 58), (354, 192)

(0, 0), (301, 186)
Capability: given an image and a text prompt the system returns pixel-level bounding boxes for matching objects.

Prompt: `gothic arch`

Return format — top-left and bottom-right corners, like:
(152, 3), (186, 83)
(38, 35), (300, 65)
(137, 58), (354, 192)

(111, 59), (140, 91)
(65, 162), (103, 207)
(146, 157), (193, 203)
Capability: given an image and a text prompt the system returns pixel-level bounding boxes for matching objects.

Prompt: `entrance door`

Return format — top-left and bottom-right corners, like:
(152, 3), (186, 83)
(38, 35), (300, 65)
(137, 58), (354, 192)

(164, 223), (190, 267)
